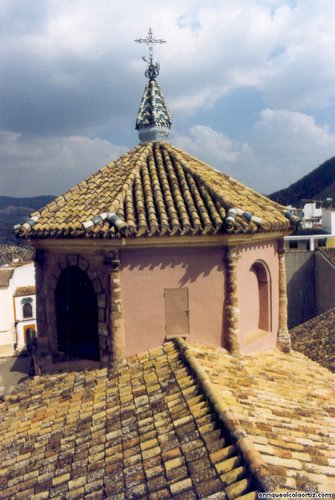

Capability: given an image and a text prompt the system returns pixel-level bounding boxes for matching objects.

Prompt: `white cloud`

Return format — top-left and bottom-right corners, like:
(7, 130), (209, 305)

(173, 125), (258, 191)
(251, 109), (335, 192)
(0, 132), (127, 196)
(257, 1), (335, 110)
(1, 0), (335, 196)
(1, 109), (334, 199)
(173, 109), (335, 194)
(3, 1), (335, 120)
(174, 125), (247, 164)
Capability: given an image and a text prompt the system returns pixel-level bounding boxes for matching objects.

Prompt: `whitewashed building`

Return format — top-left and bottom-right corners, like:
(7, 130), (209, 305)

(0, 261), (36, 356)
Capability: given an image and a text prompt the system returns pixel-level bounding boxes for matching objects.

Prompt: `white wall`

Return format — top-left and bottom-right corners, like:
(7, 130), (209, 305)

(322, 209), (335, 235)
(0, 285), (15, 353)
(14, 294), (37, 350)
(0, 262), (36, 355)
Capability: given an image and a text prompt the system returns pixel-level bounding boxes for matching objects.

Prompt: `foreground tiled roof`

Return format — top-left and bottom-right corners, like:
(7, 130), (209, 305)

(15, 142), (292, 239)
(1, 340), (334, 498)
(14, 286), (36, 297)
(0, 268), (14, 287)
(179, 339), (335, 493)
(291, 308), (335, 372)
(318, 247), (335, 267)
(0, 342), (260, 499)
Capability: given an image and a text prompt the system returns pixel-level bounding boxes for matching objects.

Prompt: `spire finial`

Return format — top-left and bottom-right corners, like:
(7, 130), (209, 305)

(135, 27), (167, 79)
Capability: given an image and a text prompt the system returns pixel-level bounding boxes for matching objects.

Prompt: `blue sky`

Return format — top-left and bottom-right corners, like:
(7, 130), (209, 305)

(1, 0), (335, 197)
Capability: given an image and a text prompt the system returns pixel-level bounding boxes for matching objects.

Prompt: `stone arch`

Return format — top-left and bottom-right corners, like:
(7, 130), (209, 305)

(250, 260), (272, 332)
(55, 266), (99, 360)
(48, 254), (108, 362)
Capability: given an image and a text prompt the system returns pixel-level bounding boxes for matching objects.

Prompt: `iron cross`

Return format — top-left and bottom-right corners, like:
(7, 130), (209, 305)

(135, 27), (166, 66)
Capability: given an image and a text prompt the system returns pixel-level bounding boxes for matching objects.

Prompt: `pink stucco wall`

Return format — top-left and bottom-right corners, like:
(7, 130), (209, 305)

(119, 239), (281, 357)
(120, 247), (225, 356)
(237, 240), (280, 353)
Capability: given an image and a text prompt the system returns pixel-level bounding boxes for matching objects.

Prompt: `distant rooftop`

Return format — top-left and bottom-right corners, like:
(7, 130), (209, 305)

(0, 244), (34, 266)
(14, 286), (36, 297)
(0, 268), (14, 287)
(291, 307), (335, 373)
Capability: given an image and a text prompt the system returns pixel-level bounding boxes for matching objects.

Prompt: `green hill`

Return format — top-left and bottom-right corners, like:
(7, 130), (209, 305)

(269, 157), (335, 206)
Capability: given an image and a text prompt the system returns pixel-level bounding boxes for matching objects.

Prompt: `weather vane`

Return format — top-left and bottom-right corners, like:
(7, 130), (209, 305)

(135, 27), (167, 80)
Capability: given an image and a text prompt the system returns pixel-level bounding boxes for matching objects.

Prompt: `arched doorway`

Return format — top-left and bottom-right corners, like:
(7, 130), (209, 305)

(250, 261), (271, 332)
(24, 325), (37, 352)
(55, 266), (100, 361)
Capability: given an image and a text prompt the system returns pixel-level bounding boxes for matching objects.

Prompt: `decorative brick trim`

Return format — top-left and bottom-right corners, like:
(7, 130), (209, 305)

(106, 250), (125, 364)
(224, 246), (240, 354)
(277, 248), (291, 353)
(33, 249), (52, 372)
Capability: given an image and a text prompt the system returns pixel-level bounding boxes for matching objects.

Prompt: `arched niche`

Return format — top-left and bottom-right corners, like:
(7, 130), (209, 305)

(250, 260), (272, 332)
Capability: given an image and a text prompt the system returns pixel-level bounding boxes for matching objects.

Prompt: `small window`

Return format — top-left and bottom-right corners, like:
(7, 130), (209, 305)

(23, 302), (33, 319)
(289, 240), (298, 249)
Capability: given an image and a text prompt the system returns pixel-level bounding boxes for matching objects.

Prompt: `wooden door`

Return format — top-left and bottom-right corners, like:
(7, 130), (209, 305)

(164, 288), (189, 339)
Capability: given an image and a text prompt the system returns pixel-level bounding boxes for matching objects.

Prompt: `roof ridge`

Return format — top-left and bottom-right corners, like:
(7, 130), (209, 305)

(318, 247), (335, 268)
(167, 143), (288, 216)
(108, 143), (153, 214)
(14, 143), (152, 237)
(174, 337), (276, 492)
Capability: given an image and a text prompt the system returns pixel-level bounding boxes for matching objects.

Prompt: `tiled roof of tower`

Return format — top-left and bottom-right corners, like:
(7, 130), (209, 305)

(15, 141), (292, 240)
(136, 79), (172, 131)
(178, 339), (335, 493)
(290, 308), (335, 372)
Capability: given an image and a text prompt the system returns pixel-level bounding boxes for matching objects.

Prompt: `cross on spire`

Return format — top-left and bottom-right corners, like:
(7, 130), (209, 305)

(135, 27), (167, 80)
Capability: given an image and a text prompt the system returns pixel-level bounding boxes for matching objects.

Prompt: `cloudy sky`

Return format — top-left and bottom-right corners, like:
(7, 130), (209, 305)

(1, 0), (335, 197)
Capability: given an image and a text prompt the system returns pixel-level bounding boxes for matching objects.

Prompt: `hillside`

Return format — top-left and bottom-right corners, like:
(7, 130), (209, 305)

(269, 156), (335, 206)
(0, 195), (54, 245)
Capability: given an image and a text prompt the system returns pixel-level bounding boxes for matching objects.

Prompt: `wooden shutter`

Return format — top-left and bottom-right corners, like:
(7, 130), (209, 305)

(164, 288), (189, 339)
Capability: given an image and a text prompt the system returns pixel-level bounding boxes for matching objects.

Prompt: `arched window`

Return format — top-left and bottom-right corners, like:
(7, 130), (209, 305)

(22, 301), (33, 319)
(250, 261), (271, 332)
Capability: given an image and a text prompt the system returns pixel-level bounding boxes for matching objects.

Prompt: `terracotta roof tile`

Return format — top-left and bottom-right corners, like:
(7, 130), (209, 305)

(0, 268), (14, 287)
(16, 142), (292, 239)
(0, 245), (34, 265)
(14, 286), (36, 297)
(2, 340), (331, 496)
(177, 339), (335, 493)
(318, 247), (335, 267)
(291, 308), (335, 372)
(0, 342), (259, 498)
